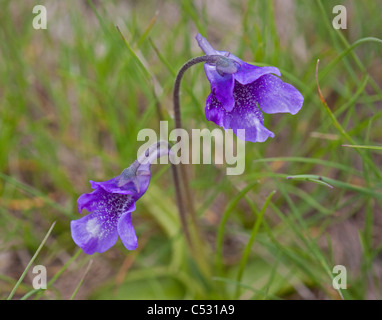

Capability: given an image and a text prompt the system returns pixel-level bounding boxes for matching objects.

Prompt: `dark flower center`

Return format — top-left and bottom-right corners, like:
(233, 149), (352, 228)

(95, 192), (133, 220)
(232, 81), (264, 124)
(87, 192), (133, 240)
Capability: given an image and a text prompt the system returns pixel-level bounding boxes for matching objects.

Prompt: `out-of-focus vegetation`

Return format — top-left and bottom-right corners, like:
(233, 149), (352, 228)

(1, 0), (382, 299)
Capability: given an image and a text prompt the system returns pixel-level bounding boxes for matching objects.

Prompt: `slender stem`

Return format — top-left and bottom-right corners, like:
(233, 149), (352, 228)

(155, 141), (193, 249)
(171, 55), (228, 278)
(173, 55), (218, 242)
(170, 163), (192, 248)
(173, 55), (220, 129)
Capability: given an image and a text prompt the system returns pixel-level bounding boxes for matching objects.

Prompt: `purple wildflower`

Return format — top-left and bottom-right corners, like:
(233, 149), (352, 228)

(71, 143), (168, 255)
(196, 33), (304, 143)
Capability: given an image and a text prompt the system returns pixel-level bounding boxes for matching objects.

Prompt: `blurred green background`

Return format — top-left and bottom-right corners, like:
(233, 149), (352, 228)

(1, 0), (382, 300)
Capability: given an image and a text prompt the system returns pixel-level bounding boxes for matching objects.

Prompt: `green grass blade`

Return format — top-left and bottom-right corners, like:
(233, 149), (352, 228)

(342, 144), (382, 151)
(215, 181), (259, 274)
(235, 190), (276, 298)
(7, 221), (56, 300)
(70, 259), (93, 300)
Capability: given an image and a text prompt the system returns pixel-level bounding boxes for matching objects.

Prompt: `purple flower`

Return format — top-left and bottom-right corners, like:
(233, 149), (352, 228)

(71, 143), (169, 255)
(196, 33), (304, 143)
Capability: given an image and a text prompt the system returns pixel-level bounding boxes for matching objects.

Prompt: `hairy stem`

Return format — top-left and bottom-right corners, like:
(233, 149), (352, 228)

(140, 140), (194, 248)
(173, 55), (221, 129)
(173, 56), (219, 240)
(172, 55), (226, 278)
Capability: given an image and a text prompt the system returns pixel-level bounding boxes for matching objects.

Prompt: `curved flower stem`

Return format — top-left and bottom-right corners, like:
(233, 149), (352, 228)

(173, 55), (222, 129)
(173, 57), (213, 215)
(172, 55), (225, 278)
(155, 141), (194, 249)
(154, 140), (211, 278)
(173, 55), (234, 199)
(173, 55), (220, 241)
(134, 140), (194, 249)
